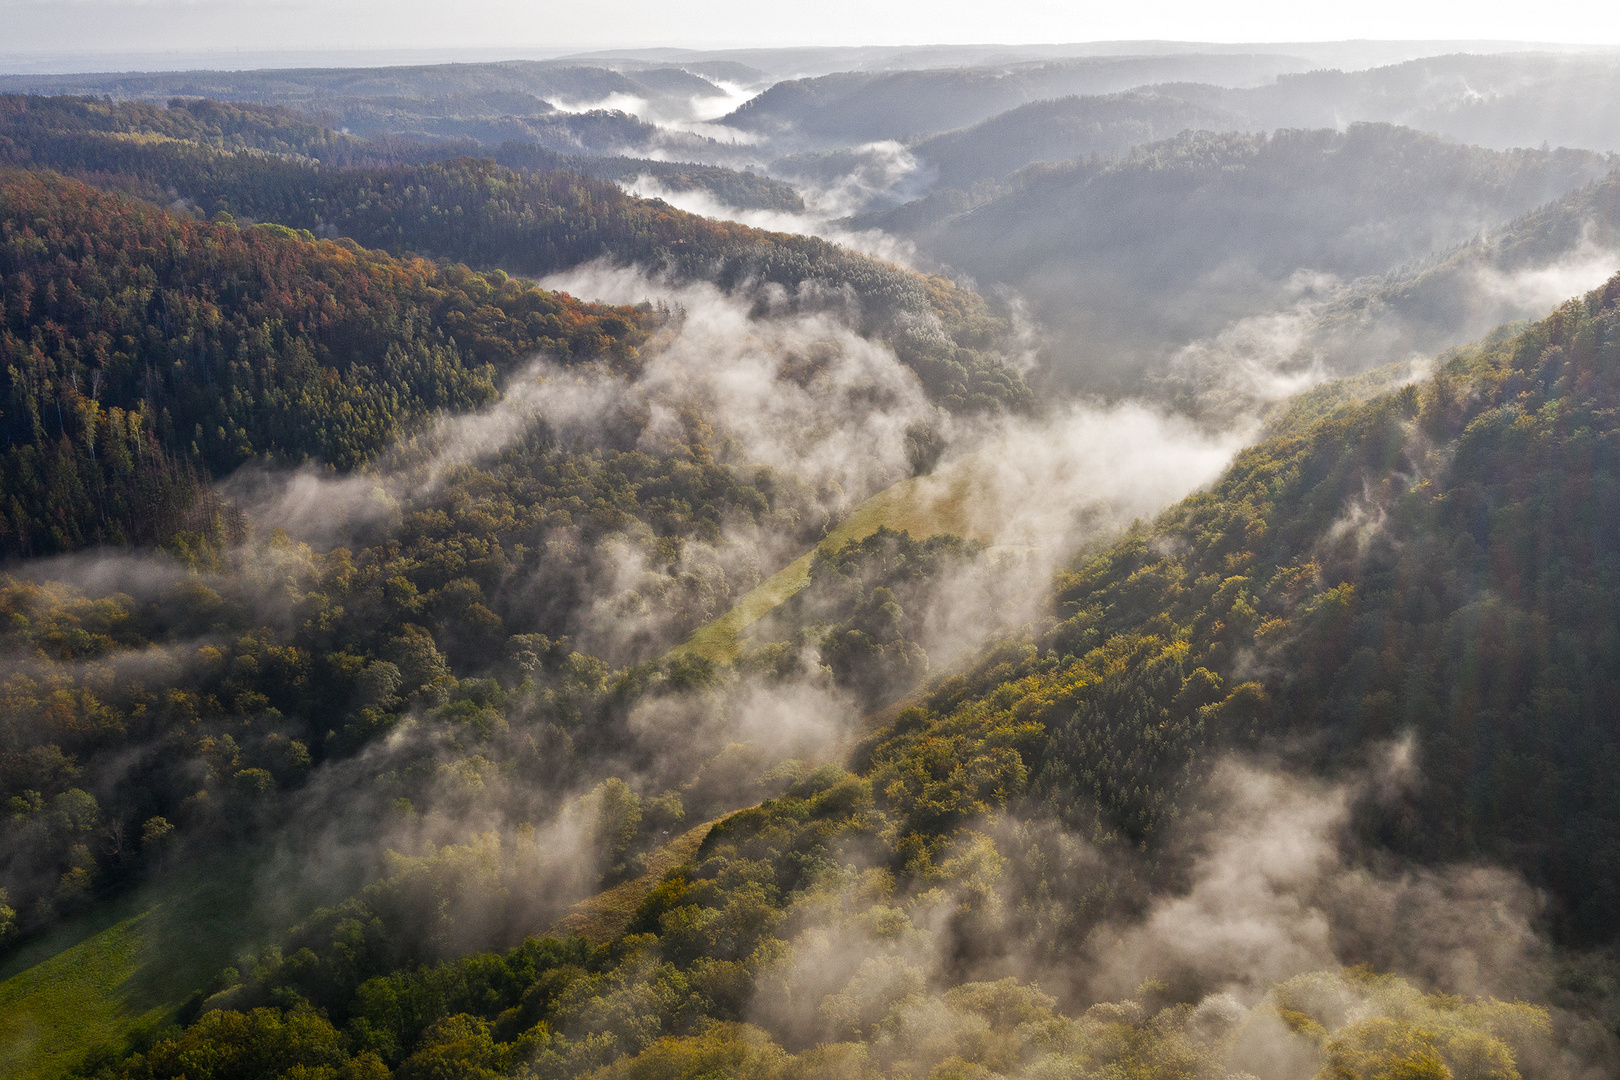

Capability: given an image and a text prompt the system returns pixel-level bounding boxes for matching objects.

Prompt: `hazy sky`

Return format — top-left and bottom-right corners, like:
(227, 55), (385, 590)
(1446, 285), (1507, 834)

(4, 0), (1620, 61)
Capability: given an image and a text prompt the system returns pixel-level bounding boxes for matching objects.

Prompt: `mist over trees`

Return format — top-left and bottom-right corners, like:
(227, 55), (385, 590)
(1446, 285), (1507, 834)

(715, 54), (1302, 145)
(0, 95), (1028, 415)
(862, 124), (1617, 391)
(4, 37), (1620, 1080)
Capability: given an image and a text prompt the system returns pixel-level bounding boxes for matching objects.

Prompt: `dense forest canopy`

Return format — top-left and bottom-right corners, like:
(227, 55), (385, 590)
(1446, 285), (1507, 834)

(0, 100), (1025, 972)
(0, 166), (819, 939)
(0, 95), (1028, 415)
(0, 95), (805, 213)
(10, 273), (1620, 1080)
(0, 167), (650, 554)
(914, 275), (1620, 939)
(4, 40), (1620, 1080)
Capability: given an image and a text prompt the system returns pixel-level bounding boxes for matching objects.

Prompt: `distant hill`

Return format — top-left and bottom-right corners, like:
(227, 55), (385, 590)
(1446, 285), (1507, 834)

(864, 124), (1617, 392)
(721, 54), (1307, 145)
(0, 94), (1019, 412)
(1289, 170), (1620, 381)
(907, 90), (1244, 189)
(0, 60), (733, 155)
(878, 53), (1620, 210)
(0, 93), (803, 212)
(1214, 52), (1620, 154)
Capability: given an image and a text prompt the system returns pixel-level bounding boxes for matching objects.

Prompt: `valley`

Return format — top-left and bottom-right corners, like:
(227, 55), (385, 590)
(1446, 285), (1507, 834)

(3, 33), (1620, 1080)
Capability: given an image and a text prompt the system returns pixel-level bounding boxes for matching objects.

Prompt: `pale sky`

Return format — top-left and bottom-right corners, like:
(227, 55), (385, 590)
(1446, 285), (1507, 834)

(3, 0), (1619, 63)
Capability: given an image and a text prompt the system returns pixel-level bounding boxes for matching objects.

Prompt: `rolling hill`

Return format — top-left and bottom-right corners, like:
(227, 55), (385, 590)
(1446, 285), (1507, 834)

(866, 123), (1617, 392)
(7, 50), (1620, 1080)
(11, 268), (1616, 1080)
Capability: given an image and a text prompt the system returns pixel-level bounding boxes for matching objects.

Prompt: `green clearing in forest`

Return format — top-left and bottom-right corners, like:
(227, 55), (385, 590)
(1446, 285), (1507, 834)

(670, 459), (998, 665)
(0, 855), (268, 1080)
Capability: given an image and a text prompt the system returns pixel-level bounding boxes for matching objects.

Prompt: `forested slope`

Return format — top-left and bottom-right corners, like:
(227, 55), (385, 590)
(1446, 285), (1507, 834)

(1214, 52), (1620, 155)
(0, 95), (1027, 414)
(24, 280), (1620, 1080)
(0, 157), (990, 967)
(8, 68), (1620, 1080)
(906, 273), (1620, 940)
(0, 168), (648, 556)
(943, 53), (1620, 183)
(0, 62), (704, 153)
(719, 54), (1304, 144)
(869, 123), (1616, 390)
(0, 95), (805, 212)
(0, 167), (734, 937)
(907, 90), (1242, 190)
(1300, 168), (1620, 371)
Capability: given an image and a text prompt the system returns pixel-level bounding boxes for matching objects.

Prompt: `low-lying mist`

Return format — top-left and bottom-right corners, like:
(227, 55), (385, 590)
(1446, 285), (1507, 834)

(12, 152), (1619, 1080)
(51, 256), (1254, 963)
(619, 174), (923, 265)
(13, 50), (1620, 1080)
(743, 744), (1617, 1078)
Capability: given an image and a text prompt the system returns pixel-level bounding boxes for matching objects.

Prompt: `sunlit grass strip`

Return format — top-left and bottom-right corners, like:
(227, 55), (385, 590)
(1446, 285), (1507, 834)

(547, 819), (720, 945)
(0, 853), (267, 1080)
(669, 460), (993, 665)
(0, 910), (166, 1080)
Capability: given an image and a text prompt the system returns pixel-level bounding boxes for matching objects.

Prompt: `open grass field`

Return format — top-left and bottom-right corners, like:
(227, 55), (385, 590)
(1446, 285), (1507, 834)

(0, 903), (165, 1080)
(0, 853), (270, 1080)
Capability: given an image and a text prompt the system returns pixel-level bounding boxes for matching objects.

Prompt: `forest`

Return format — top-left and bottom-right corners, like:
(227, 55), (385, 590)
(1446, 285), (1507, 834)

(4, 38), (1620, 1080)
(860, 123), (1620, 392)
(8, 279), (1616, 1080)
(0, 95), (804, 213)
(0, 95), (1025, 415)
(0, 168), (651, 554)
(0, 61), (713, 155)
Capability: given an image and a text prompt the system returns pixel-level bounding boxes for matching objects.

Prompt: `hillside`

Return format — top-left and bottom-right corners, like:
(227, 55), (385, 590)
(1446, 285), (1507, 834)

(0, 167), (653, 555)
(12, 277), (1620, 1080)
(868, 123), (1616, 391)
(0, 61), (733, 154)
(0, 93), (803, 211)
(0, 54), (1304, 156)
(1221, 52), (1620, 154)
(922, 274), (1620, 938)
(724, 53), (1620, 229)
(0, 152), (1045, 999)
(907, 90), (1243, 190)
(720, 54), (1306, 144)
(668, 268), (1620, 945)
(0, 167), (822, 948)
(802, 53), (1620, 202)
(1281, 168), (1620, 378)
(667, 459), (1006, 666)
(10, 47), (1620, 1080)
(0, 95), (1029, 415)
